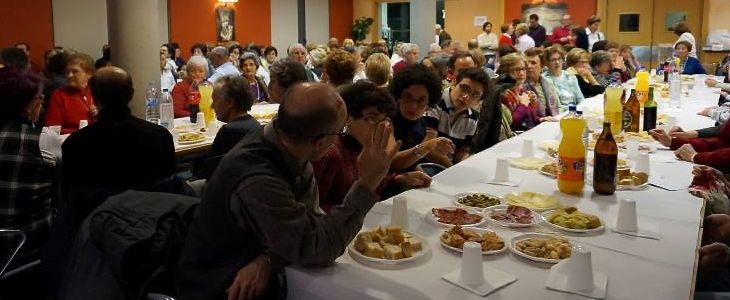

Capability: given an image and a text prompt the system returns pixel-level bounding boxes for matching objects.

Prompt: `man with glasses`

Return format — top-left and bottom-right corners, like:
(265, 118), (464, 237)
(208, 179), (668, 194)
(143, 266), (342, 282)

(177, 82), (400, 300)
(425, 68), (492, 165)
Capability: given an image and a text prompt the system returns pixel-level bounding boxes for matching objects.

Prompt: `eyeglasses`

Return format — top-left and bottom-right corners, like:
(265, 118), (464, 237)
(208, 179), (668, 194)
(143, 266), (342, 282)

(400, 94), (429, 108)
(319, 125), (348, 138)
(362, 116), (391, 125)
(457, 83), (483, 100)
(511, 67), (527, 73)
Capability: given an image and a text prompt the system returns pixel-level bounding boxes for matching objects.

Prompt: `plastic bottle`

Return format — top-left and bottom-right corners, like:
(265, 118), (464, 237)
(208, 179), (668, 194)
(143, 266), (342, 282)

(198, 82), (215, 126)
(643, 86), (657, 131)
(145, 82), (160, 124)
(159, 89), (174, 130)
(558, 105), (587, 195)
(604, 77), (624, 135)
(635, 69), (649, 106)
(669, 70), (682, 109)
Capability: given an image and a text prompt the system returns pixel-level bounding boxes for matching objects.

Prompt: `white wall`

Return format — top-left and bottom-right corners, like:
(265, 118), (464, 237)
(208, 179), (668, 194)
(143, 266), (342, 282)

(52, 0), (109, 58)
(305, 0), (330, 45)
(271, 0), (300, 57)
(410, 0), (437, 60)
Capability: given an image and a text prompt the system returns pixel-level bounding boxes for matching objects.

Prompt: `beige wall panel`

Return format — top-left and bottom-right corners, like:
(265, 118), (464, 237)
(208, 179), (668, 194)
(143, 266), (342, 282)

(652, 0), (703, 45)
(443, 0), (503, 45)
(604, 0), (653, 45)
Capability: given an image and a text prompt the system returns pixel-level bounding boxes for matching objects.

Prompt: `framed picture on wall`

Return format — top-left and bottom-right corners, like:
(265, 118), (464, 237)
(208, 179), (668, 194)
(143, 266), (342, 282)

(619, 13), (640, 32)
(216, 7), (235, 42)
(665, 12), (687, 31)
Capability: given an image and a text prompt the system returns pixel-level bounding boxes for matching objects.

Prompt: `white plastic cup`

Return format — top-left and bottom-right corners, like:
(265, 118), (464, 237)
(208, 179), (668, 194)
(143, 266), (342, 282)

(650, 68), (657, 77)
(522, 139), (535, 158)
(494, 158), (510, 182)
(196, 112), (205, 127)
(625, 139), (639, 160)
(49, 125), (61, 135)
(459, 241), (485, 285)
(78, 120), (88, 129)
(390, 196), (409, 229)
(615, 198), (639, 232)
(565, 245), (595, 291)
(635, 153), (650, 175)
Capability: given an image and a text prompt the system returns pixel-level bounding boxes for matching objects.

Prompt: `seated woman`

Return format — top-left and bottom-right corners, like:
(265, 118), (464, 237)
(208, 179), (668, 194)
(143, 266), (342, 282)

(262, 46), (278, 71)
(543, 45), (585, 111)
(650, 122), (730, 175)
(313, 81), (431, 212)
(675, 41), (706, 75)
(523, 48), (561, 119)
(365, 53), (391, 88)
(46, 53), (98, 134)
(498, 53), (541, 131)
(0, 68), (56, 270)
(390, 64), (456, 171)
(565, 48), (604, 98)
(322, 49), (357, 88)
(589, 50), (615, 87)
(239, 52), (269, 103)
(606, 42), (632, 82)
(425, 68), (490, 166)
(171, 56), (207, 118)
(620, 44), (642, 77)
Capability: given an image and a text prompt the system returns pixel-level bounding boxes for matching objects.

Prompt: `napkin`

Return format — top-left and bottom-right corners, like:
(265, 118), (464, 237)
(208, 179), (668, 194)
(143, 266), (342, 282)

(484, 178), (522, 187)
(442, 265), (517, 296)
(611, 227), (661, 240)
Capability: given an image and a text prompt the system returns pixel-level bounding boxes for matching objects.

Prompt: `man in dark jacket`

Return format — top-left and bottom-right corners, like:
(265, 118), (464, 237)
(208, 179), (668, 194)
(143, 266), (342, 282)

(527, 14), (547, 46)
(472, 75), (511, 153)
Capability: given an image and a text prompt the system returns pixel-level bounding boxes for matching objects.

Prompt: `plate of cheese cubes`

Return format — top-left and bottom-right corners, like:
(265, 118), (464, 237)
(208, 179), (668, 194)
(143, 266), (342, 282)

(348, 225), (428, 265)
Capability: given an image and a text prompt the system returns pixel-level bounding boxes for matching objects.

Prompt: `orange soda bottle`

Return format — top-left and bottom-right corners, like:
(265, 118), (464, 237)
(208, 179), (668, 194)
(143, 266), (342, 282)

(558, 105), (587, 194)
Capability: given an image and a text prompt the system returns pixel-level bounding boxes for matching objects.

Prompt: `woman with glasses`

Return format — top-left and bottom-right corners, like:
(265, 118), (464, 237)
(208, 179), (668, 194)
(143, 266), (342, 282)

(313, 81), (431, 212)
(390, 64), (455, 171)
(424, 68), (490, 166)
(46, 53), (98, 134)
(543, 45), (585, 111)
(565, 48), (604, 98)
(498, 53), (541, 131)
(171, 56), (207, 117)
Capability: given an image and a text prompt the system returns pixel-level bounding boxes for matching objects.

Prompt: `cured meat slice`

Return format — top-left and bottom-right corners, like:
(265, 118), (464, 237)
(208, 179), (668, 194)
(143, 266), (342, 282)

(432, 208), (483, 225)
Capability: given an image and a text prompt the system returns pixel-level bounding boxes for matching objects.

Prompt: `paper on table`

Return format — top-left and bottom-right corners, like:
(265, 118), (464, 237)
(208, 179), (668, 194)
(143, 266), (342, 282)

(611, 227), (661, 240)
(484, 178), (522, 187)
(650, 174), (687, 191)
(442, 265), (517, 297)
(546, 260), (608, 299)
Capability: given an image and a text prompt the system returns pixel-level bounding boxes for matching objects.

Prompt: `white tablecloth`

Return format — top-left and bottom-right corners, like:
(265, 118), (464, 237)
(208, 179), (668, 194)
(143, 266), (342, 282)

(285, 76), (722, 300)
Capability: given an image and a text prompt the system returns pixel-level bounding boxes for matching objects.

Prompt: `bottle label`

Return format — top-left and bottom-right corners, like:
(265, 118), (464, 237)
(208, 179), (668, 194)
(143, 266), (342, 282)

(558, 156), (585, 181)
(622, 110), (632, 130)
(635, 91), (647, 103)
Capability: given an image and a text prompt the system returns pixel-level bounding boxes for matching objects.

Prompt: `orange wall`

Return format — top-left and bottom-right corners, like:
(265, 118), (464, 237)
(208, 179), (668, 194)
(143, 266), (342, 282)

(329, 0), (354, 41)
(169, 0), (271, 60)
(1, 0), (54, 69)
(505, 0), (596, 28)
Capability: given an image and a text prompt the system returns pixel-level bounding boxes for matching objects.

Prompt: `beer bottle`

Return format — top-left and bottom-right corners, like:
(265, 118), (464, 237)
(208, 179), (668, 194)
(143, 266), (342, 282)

(643, 86), (658, 131)
(593, 122), (618, 195)
(622, 89), (640, 133)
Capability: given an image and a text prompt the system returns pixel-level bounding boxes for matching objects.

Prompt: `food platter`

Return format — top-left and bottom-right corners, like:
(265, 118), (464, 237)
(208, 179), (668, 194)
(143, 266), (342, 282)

(439, 226), (507, 255)
(504, 192), (561, 212)
(509, 233), (573, 264)
(453, 192), (503, 210)
(428, 207), (486, 227)
(540, 208), (605, 233)
(177, 132), (207, 144)
(509, 157), (550, 170)
(483, 205), (538, 228)
(348, 226), (429, 265)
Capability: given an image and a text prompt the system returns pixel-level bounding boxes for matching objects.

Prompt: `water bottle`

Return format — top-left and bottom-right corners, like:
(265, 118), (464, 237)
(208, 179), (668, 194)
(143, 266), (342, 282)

(145, 82), (160, 124)
(669, 72), (682, 109)
(159, 89), (174, 130)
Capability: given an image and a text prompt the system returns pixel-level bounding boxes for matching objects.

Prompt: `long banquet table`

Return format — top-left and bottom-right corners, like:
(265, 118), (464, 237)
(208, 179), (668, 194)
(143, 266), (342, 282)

(285, 75), (722, 300)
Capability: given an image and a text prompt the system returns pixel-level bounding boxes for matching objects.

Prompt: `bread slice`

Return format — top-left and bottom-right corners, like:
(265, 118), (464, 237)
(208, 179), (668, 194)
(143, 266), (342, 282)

(364, 242), (384, 259)
(405, 237), (422, 252)
(401, 241), (414, 258)
(386, 226), (402, 235)
(383, 244), (404, 260)
(354, 232), (372, 252)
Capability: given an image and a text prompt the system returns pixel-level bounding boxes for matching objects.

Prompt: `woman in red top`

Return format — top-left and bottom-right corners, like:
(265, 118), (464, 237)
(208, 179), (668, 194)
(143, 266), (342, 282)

(650, 122), (730, 175)
(313, 81), (431, 212)
(499, 23), (515, 47)
(499, 53), (541, 131)
(171, 56), (208, 117)
(46, 53), (97, 134)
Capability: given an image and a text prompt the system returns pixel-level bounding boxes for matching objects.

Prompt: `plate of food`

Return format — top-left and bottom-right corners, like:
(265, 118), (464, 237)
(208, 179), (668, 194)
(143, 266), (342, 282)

(177, 131), (207, 144)
(504, 192), (561, 212)
(539, 162), (559, 178)
(538, 140), (559, 152)
(509, 233), (572, 264)
(348, 226), (428, 265)
(429, 207), (485, 227)
(483, 205), (537, 228)
(623, 131), (653, 142)
(509, 157), (550, 170)
(453, 192), (502, 210)
(540, 207), (604, 233)
(616, 169), (649, 190)
(440, 225), (506, 255)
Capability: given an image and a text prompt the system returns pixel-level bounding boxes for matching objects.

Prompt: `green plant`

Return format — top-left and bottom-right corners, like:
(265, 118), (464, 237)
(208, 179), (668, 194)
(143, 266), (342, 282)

(351, 17), (374, 42)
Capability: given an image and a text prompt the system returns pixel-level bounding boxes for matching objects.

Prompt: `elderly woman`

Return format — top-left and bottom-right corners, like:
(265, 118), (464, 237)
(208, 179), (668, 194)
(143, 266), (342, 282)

(313, 81), (431, 212)
(239, 52), (269, 103)
(565, 48), (604, 97)
(393, 43), (420, 74)
(160, 44), (178, 92)
(322, 49), (357, 88)
(589, 50), (615, 87)
(673, 21), (697, 59)
(523, 48), (561, 119)
(542, 45), (585, 111)
(267, 58), (309, 103)
(498, 53), (541, 131)
(171, 56), (208, 117)
(288, 43), (319, 82)
(514, 23), (535, 53)
(365, 53), (391, 87)
(46, 53), (97, 134)
(675, 41), (706, 75)
(390, 64), (455, 171)
(0, 68), (56, 271)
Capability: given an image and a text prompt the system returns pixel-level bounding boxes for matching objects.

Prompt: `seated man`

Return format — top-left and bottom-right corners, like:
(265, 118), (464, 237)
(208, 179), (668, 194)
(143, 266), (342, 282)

(267, 58), (309, 103)
(176, 82), (399, 299)
(207, 46), (241, 84)
(425, 68), (489, 165)
(61, 67), (176, 196)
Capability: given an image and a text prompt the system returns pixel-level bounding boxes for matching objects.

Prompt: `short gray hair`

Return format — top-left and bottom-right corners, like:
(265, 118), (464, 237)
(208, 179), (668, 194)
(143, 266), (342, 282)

(210, 46), (228, 57)
(589, 50), (612, 68)
(239, 52), (261, 68)
(186, 55), (208, 71)
(399, 43), (419, 56)
(288, 43), (307, 55)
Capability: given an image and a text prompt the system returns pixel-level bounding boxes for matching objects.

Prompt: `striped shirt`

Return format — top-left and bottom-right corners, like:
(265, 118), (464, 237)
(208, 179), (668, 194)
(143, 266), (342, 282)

(424, 88), (480, 148)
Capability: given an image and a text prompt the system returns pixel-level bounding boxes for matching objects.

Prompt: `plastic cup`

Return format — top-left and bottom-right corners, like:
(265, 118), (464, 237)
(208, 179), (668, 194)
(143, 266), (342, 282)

(49, 125), (61, 135)
(522, 139), (534, 158)
(78, 120), (88, 129)
(635, 153), (650, 175)
(615, 198), (638, 232)
(390, 196), (409, 229)
(494, 158), (509, 182)
(196, 112), (206, 128)
(565, 245), (595, 291)
(625, 139), (639, 160)
(459, 241), (485, 285)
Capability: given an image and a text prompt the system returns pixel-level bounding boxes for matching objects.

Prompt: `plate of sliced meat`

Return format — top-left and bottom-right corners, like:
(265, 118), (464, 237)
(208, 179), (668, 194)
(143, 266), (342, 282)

(428, 207), (486, 227)
(483, 205), (538, 228)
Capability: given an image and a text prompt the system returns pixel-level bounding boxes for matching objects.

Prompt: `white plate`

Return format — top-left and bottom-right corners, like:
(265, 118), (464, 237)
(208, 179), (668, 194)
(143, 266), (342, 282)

(504, 192), (561, 212)
(509, 233), (572, 264)
(483, 205), (538, 228)
(453, 192), (503, 211)
(177, 136), (207, 145)
(439, 227), (507, 255)
(539, 210), (605, 233)
(428, 207), (486, 227)
(347, 230), (430, 265)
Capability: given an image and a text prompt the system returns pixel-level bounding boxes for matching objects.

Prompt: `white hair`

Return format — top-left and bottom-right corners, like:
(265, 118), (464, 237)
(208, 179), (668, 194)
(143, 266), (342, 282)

(435, 24), (442, 30)
(399, 43), (419, 56)
(186, 55), (208, 70)
(288, 43), (307, 54)
(429, 43), (441, 53)
(210, 46), (228, 57)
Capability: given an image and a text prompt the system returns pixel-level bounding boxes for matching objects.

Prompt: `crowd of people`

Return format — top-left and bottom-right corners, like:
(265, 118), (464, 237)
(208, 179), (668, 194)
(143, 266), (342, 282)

(0, 12), (728, 299)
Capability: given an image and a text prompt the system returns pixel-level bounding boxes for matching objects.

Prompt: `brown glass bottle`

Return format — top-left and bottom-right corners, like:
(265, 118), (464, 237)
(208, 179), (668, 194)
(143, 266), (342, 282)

(593, 122), (618, 195)
(622, 89), (640, 133)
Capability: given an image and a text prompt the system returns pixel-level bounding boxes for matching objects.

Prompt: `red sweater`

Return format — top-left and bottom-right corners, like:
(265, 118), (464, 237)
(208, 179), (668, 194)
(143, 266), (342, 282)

(499, 33), (514, 47)
(671, 122), (730, 169)
(46, 86), (95, 134)
(171, 79), (199, 118)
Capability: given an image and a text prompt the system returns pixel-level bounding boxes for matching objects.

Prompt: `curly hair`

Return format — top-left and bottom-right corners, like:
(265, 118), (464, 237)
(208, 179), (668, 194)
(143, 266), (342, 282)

(324, 49), (357, 87)
(390, 63), (442, 108)
(339, 80), (396, 119)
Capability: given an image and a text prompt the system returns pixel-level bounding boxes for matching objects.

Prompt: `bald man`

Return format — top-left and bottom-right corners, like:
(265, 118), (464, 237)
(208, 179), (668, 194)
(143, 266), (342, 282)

(177, 82), (399, 300)
(208, 46), (241, 84)
(61, 66), (176, 197)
